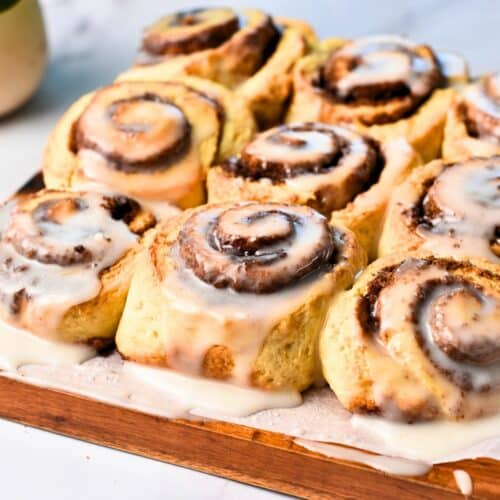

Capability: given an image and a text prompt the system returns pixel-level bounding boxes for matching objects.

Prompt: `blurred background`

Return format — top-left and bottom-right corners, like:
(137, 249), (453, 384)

(0, 0), (499, 192)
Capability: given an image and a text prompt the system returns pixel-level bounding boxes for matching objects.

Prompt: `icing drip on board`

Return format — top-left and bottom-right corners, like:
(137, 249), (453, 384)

(3, 360), (500, 475)
(295, 439), (431, 476)
(453, 469), (473, 496)
(126, 362), (302, 417)
(0, 318), (95, 370)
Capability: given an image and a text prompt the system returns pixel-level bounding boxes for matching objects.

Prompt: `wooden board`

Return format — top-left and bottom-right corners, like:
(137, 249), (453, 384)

(0, 376), (499, 499)
(2, 174), (499, 498)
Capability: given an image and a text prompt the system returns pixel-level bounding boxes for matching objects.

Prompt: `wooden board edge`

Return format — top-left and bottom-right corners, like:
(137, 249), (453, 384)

(1, 375), (488, 499)
(3, 173), (499, 498)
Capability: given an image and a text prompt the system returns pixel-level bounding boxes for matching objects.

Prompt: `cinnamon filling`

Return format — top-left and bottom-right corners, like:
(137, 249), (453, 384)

(0, 191), (151, 338)
(357, 257), (500, 391)
(76, 87), (191, 172)
(321, 35), (444, 125)
(140, 7), (280, 77)
(463, 73), (500, 143)
(178, 203), (335, 294)
(142, 8), (239, 56)
(3, 193), (143, 267)
(220, 123), (382, 208)
(239, 14), (281, 78)
(427, 284), (500, 365)
(411, 158), (500, 261)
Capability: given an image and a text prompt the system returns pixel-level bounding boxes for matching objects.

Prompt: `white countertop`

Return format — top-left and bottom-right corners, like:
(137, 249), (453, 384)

(0, 1), (498, 498)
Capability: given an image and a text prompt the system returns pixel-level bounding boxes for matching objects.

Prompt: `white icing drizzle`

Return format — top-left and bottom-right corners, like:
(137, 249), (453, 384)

(453, 469), (473, 496)
(245, 128), (336, 165)
(0, 192), (138, 339)
(295, 439), (431, 476)
(74, 82), (219, 206)
(160, 241), (336, 385)
(0, 317), (95, 371)
(4, 358), (500, 474)
(351, 408), (500, 463)
(377, 260), (500, 401)
(417, 160), (500, 264)
(333, 35), (435, 98)
(77, 147), (201, 205)
(418, 282), (500, 390)
(283, 125), (374, 208)
(464, 73), (500, 120)
(78, 87), (188, 163)
(181, 204), (332, 288)
(157, 205), (342, 385)
(125, 362), (301, 417)
(67, 178), (181, 221)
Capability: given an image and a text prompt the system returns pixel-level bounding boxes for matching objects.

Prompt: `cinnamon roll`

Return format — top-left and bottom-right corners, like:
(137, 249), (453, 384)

(116, 202), (365, 390)
(379, 156), (500, 264)
(286, 35), (469, 162)
(207, 122), (420, 259)
(443, 73), (500, 161)
(0, 189), (155, 346)
(320, 253), (500, 421)
(117, 8), (317, 128)
(42, 78), (256, 214)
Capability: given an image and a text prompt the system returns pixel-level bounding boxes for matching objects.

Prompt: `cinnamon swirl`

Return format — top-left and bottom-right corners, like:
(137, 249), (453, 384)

(286, 35), (469, 162)
(379, 156), (500, 264)
(320, 253), (500, 421)
(443, 73), (500, 161)
(116, 202), (365, 390)
(118, 8), (316, 128)
(43, 78), (256, 214)
(0, 189), (155, 346)
(207, 122), (420, 259)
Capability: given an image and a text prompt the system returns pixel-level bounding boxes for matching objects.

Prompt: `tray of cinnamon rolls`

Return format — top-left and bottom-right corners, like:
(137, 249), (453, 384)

(1, 6), (499, 498)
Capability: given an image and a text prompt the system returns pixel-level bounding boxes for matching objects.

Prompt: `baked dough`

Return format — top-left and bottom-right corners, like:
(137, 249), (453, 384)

(43, 77), (256, 211)
(379, 156), (500, 264)
(0, 189), (155, 346)
(116, 202), (365, 390)
(320, 252), (500, 421)
(286, 35), (468, 162)
(118, 8), (316, 128)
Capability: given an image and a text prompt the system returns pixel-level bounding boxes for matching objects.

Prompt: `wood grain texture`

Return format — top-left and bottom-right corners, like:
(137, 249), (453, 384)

(0, 376), (498, 499)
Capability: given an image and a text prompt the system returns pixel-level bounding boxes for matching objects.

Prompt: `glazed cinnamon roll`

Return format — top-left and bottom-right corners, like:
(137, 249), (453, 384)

(116, 202), (365, 390)
(117, 8), (317, 128)
(43, 78), (256, 214)
(0, 189), (155, 346)
(443, 73), (500, 161)
(320, 253), (500, 421)
(379, 156), (500, 264)
(286, 35), (469, 162)
(207, 122), (420, 259)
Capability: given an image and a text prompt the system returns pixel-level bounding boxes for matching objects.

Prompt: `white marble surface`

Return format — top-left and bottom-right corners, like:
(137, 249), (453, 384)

(0, 1), (498, 498)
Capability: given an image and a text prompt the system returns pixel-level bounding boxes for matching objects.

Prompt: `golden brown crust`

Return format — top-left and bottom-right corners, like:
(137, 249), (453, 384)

(116, 202), (366, 390)
(322, 42), (443, 124)
(208, 123), (383, 216)
(379, 156), (500, 264)
(141, 8), (240, 57)
(286, 36), (465, 162)
(320, 252), (500, 421)
(42, 78), (256, 210)
(208, 125), (420, 260)
(330, 139), (421, 260)
(118, 9), (316, 128)
(443, 98), (500, 162)
(0, 189), (156, 345)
